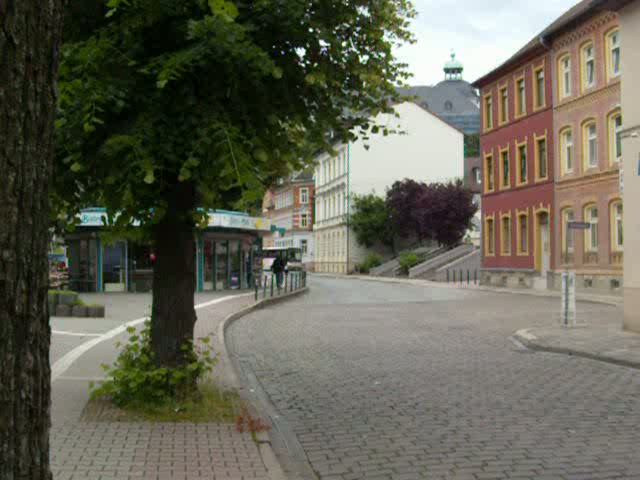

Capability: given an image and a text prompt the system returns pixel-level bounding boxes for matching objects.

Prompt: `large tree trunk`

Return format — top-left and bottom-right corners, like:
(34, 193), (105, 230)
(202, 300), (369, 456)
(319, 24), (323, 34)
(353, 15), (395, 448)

(0, 1), (66, 479)
(150, 182), (198, 371)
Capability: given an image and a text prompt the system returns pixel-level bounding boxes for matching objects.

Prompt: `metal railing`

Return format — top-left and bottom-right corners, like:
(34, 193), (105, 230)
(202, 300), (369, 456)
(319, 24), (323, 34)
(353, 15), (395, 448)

(445, 268), (479, 286)
(255, 271), (307, 300)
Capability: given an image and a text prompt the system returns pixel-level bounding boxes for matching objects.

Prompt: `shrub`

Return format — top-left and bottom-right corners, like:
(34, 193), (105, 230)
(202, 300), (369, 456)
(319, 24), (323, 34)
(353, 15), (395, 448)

(91, 320), (215, 407)
(398, 251), (419, 275)
(359, 253), (383, 274)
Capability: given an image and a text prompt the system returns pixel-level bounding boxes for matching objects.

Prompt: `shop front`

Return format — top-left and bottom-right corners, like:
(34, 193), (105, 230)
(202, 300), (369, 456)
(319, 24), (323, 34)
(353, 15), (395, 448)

(65, 208), (271, 293)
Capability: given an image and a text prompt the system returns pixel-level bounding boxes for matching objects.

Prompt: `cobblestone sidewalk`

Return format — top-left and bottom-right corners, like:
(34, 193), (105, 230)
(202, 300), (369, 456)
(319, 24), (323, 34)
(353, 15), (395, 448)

(515, 321), (640, 369)
(51, 293), (271, 480)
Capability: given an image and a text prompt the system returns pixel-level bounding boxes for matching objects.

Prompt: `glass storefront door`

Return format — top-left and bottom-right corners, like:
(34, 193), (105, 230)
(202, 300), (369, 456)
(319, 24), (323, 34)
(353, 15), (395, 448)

(103, 241), (126, 292)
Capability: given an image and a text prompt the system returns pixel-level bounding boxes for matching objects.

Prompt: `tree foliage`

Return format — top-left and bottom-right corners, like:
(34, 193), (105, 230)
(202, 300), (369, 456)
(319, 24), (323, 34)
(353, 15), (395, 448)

(351, 194), (394, 249)
(386, 179), (429, 242)
(419, 180), (477, 247)
(55, 0), (417, 228)
(385, 178), (477, 248)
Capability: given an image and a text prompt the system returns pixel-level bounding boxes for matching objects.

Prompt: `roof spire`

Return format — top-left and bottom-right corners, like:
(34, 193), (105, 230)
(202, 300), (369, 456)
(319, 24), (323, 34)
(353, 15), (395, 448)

(444, 50), (464, 80)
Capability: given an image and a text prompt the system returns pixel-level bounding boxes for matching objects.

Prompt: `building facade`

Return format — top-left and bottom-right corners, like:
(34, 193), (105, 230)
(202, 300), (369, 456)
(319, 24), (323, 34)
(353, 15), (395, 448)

(314, 101), (465, 273)
(263, 171), (315, 267)
(551, 9), (623, 293)
(474, 47), (555, 289)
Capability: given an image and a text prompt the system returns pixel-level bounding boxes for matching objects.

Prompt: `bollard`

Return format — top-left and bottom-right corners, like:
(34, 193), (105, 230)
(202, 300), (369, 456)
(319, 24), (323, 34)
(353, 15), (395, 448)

(467, 270), (470, 285)
(284, 272), (288, 294)
(474, 270), (477, 285)
(254, 280), (258, 301)
(270, 274), (274, 297)
(262, 275), (267, 298)
(446, 270), (449, 283)
(459, 270), (462, 284)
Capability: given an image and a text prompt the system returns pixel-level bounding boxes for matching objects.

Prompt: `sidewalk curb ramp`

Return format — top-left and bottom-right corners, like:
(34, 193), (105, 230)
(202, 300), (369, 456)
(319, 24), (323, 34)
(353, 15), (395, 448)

(218, 287), (315, 480)
(513, 328), (640, 371)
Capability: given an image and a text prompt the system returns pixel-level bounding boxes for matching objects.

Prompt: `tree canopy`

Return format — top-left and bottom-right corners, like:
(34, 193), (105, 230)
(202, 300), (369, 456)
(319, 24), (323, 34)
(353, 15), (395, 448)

(55, 0), (417, 228)
(351, 193), (395, 249)
(385, 178), (477, 248)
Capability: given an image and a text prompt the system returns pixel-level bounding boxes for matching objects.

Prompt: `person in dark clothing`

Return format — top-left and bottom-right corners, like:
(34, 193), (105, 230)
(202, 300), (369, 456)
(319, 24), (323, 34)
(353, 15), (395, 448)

(271, 255), (285, 288)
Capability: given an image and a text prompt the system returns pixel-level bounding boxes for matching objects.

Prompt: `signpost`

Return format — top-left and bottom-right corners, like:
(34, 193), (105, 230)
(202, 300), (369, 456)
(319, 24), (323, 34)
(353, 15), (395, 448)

(562, 222), (590, 326)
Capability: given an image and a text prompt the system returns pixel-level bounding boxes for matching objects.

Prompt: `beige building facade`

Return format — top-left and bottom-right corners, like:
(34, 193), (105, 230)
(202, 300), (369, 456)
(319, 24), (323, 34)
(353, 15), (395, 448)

(551, 10), (624, 294)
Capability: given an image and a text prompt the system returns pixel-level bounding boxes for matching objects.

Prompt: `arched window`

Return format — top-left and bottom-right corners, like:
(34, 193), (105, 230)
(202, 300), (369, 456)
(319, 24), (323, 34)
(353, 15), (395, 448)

(608, 110), (623, 164)
(560, 127), (574, 175)
(582, 119), (598, 170)
(444, 100), (453, 111)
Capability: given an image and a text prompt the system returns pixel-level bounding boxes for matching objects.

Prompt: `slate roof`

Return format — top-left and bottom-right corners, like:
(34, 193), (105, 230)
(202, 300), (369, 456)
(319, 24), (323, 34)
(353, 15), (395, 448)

(398, 80), (480, 134)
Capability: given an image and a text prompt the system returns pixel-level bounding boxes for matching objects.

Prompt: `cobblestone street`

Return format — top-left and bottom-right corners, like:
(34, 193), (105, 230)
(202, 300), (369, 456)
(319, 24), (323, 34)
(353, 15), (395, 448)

(228, 276), (640, 480)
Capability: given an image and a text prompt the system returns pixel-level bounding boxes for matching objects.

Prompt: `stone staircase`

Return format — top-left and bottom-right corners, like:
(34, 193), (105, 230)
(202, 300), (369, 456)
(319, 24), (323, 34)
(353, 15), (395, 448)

(408, 244), (476, 280)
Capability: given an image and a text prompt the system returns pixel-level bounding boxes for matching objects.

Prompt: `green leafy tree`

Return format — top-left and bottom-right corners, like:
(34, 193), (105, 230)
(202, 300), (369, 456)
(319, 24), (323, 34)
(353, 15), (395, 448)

(56, 0), (416, 378)
(351, 194), (395, 250)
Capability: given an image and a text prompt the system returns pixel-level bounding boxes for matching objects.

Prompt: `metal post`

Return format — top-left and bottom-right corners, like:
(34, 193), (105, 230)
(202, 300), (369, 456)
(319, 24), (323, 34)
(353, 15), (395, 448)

(474, 269), (477, 285)
(226, 240), (231, 289)
(262, 274), (267, 298)
(212, 241), (217, 291)
(459, 269), (463, 284)
(270, 274), (274, 297)
(446, 270), (449, 283)
(467, 270), (470, 285)
(254, 279), (258, 301)
(284, 272), (288, 294)
(124, 240), (129, 292)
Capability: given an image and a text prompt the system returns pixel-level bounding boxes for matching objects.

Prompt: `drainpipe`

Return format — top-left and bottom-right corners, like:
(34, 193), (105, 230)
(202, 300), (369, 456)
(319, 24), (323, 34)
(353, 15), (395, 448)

(346, 143), (351, 274)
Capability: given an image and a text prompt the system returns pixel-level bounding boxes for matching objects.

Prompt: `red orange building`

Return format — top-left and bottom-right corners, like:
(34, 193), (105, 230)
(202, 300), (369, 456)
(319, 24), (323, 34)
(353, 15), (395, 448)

(473, 39), (555, 288)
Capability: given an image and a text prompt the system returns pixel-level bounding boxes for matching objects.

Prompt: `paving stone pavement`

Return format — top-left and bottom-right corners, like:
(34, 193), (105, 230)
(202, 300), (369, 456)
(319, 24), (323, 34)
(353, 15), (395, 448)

(50, 292), (269, 480)
(227, 276), (640, 480)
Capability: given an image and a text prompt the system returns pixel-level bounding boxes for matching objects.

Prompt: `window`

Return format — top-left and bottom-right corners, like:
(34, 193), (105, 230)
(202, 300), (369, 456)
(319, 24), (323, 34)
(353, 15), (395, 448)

(560, 128), (574, 174)
(533, 67), (545, 109)
(562, 208), (575, 260)
(484, 153), (495, 192)
(583, 121), (598, 169)
(515, 77), (526, 117)
(500, 214), (511, 255)
(516, 141), (527, 185)
(473, 167), (481, 185)
(611, 201), (623, 251)
(300, 239), (308, 254)
(500, 147), (510, 189)
(484, 94), (493, 131)
(485, 216), (495, 256)
(444, 100), (453, 111)
(608, 111), (623, 164)
(499, 86), (508, 124)
(300, 188), (309, 204)
(582, 43), (595, 90)
(606, 29), (621, 79)
(535, 135), (548, 181)
(300, 213), (309, 228)
(517, 212), (529, 255)
(584, 205), (598, 252)
(559, 55), (572, 99)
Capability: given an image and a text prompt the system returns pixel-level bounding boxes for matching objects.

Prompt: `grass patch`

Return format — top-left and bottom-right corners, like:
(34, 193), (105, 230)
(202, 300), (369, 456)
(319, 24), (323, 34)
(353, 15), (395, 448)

(83, 382), (240, 423)
(49, 289), (78, 296)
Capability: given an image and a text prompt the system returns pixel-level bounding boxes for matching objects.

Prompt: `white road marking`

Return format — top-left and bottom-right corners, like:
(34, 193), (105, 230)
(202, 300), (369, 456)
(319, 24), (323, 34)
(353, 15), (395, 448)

(52, 330), (103, 337)
(51, 293), (252, 382)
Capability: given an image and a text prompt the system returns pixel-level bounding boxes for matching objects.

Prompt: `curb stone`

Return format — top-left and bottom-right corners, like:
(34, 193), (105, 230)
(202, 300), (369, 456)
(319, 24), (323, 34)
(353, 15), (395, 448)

(513, 328), (640, 371)
(218, 287), (312, 480)
(311, 273), (622, 307)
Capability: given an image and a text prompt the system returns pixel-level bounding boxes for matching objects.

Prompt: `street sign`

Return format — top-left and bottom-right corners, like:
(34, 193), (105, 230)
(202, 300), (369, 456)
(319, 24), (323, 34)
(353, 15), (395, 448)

(568, 221), (591, 230)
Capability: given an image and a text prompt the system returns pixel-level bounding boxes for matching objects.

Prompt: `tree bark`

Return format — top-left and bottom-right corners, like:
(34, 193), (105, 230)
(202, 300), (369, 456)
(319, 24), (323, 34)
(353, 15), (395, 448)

(0, 1), (66, 479)
(150, 182), (198, 371)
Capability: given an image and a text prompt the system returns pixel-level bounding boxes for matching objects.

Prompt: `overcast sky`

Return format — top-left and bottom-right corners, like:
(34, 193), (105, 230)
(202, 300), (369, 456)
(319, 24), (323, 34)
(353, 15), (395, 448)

(395, 0), (579, 86)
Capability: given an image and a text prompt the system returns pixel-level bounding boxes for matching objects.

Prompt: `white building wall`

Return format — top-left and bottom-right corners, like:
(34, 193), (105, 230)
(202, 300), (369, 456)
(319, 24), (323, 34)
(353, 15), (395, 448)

(349, 102), (464, 196)
(313, 101), (464, 273)
(620, 1), (640, 332)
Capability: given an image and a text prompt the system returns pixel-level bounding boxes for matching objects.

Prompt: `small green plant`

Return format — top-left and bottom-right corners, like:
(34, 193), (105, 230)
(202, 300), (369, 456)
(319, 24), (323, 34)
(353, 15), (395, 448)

(398, 251), (419, 275)
(359, 253), (383, 274)
(91, 320), (216, 407)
